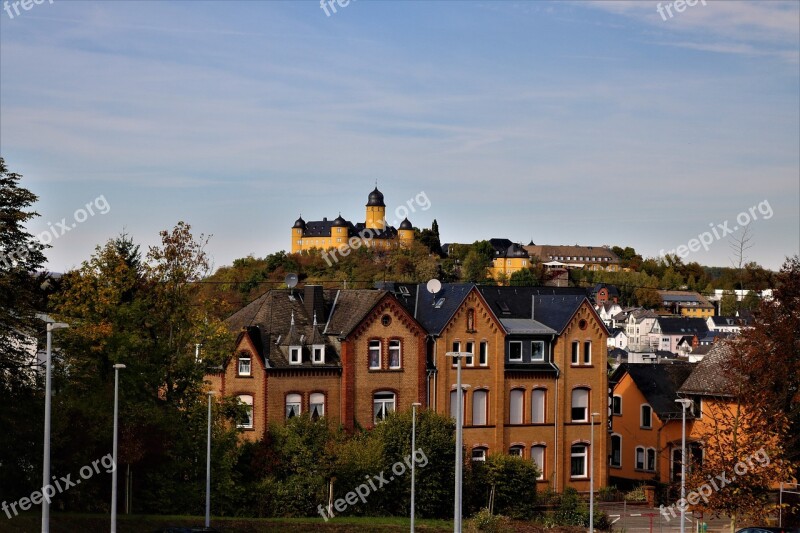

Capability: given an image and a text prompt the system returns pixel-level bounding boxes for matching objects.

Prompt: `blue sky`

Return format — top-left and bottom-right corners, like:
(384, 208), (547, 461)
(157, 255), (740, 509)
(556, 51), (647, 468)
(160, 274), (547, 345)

(1, 0), (798, 272)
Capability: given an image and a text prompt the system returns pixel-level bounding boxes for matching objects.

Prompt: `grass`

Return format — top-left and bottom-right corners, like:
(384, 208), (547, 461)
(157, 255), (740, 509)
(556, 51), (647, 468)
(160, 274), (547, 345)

(4, 512), (454, 532)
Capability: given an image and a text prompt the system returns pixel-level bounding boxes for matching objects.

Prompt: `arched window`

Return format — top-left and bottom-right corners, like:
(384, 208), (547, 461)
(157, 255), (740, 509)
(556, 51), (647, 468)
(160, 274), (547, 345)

(472, 390), (488, 426)
(531, 445), (546, 480)
(237, 395), (253, 428)
(310, 393), (325, 419)
(571, 388), (589, 422)
(532, 388), (546, 423)
(285, 394), (301, 419)
(509, 389), (524, 424)
(635, 446), (646, 470)
(641, 404), (652, 428)
(471, 447), (487, 462)
(509, 445), (523, 457)
(570, 443), (588, 477)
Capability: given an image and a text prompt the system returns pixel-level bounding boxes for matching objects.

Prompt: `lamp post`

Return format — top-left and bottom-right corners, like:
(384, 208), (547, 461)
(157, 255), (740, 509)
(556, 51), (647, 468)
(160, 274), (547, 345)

(206, 391), (215, 528)
(411, 402), (422, 533)
(446, 352), (465, 533)
(675, 399), (693, 533)
(40, 318), (69, 533)
(590, 412), (600, 533)
(111, 363), (126, 533)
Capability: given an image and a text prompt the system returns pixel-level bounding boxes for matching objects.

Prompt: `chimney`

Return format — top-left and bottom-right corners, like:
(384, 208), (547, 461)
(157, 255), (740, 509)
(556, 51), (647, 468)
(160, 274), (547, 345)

(304, 285), (325, 325)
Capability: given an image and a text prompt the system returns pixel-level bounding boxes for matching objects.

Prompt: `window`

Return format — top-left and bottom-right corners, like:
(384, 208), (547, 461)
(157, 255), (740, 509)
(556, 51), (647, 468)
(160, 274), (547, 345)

(612, 395), (622, 416)
(464, 341), (475, 366)
(636, 446), (646, 470)
(610, 434), (622, 467)
(509, 389), (524, 424)
(451, 341), (461, 366)
(531, 445), (545, 480)
(509, 445), (523, 457)
(583, 341), (591, 364)
(310, 392), (325, 419)
(641, 404), (652, 428)
(531, 341), (545, 361)
(449, 389), (466, 424)
(532, 389), (546, 423)
(238, 354), (251, 376)
(471, 448), (487, 462)
(312, 345), (325, 364)
(509, 341), (523, 362)
(571, 341), (580, 364)
(285, 393), (301, 419)
(571, 388), (589, 422)
(369, 340), (381, 369)
(389, 340), (401, 369)
(289, 346), (302, 365)
(479, 341), (488, 366)
(472, 390), (488, 426)
(646, 448), (656, 471)
(373, 391), (395, 423)
(238, 395), (253, 428)
(570, 444), (588, 477)
(691, 397), (702, 418)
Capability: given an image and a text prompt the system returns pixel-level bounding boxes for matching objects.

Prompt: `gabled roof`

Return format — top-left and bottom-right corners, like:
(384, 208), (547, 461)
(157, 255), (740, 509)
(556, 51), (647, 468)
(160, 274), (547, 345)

(407, 283), (475, 336)
(476, 286), (598, 335)
(324, 290), (387, 337)
(592, 283), (620, 297)
(679, 343), (736, 396)
(489, 238), (529, 258)
(656, 290), (714, 308)
(614, 362), (695, 419)
(709, 316), (743, 327)
(657, 317), (709, 336)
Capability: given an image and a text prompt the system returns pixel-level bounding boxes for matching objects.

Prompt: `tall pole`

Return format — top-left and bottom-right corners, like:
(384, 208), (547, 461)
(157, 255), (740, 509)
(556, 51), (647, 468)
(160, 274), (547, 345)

(676, 399), (692, 533)
(411, 402), (421, 533)
(446, 352), (464, 533)
(40, 320), (67, 533)
(111, 363), (125, 533)
(590, 412), (600, 533)
(206, 391), (214, 528)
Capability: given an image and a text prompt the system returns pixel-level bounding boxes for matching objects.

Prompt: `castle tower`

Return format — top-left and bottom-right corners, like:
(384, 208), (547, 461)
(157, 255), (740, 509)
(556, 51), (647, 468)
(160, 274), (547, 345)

(365, 187), (386, 231)
(291, 216), (306, 253)
(331, 213), (348, 243)
(398, 218), (414, 246)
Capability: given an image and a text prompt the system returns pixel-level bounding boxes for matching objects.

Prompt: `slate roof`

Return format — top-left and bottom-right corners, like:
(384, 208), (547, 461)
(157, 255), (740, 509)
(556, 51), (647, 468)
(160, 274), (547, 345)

(324, 290), (387, 337)
(656, 290), (714, 308)
(524, 244), (620, 263)
(476, 286), (596, 335)
(657, 317), (709, 336)
(591, 283), (620, 297)
(615, 362), (696, 419)
(679, 343), (736, 396)
(489, 238), (529, 258)
(709, 316), (743, 327)
(608, 327), (626, 337)
(300, 217), (400, 240)
(499, 318), (556, 335)
(407, 283), (475, 336)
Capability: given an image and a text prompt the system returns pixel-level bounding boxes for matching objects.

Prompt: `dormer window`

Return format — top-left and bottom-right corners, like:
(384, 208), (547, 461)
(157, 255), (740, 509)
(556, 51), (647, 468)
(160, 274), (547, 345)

(312, 345), (325, 364)
(289, 346), (302, 365)
(238, 354), (251, 376)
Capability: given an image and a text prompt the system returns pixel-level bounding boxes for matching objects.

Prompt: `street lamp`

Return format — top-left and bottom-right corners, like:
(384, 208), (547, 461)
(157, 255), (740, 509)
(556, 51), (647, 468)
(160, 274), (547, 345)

(40, 318), (69, 533)
(411, 402), (422, 533)
(590, 412), (601, 533)
(206, 391), (215, 528)
(675, 398), (693, 533)
(111, 363), (126, 533)
(446, 352), (466, 533)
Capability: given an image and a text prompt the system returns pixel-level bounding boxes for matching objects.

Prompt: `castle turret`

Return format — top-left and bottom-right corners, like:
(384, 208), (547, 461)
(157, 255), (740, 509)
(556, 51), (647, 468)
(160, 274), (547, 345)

(365, 187), (386, 231)
(331, 214), (348, 242)
(291, 216), (306, 253)
(398, 217), (414, 246)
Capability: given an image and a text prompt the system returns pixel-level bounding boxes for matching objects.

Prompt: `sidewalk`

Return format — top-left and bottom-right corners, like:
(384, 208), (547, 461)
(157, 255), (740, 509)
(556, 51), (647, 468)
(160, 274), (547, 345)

(596, 502), (735, 533)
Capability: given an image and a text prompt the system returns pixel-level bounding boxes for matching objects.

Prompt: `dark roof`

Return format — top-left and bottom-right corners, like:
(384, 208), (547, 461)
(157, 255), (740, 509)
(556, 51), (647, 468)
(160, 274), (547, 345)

(367, 187), (385, 207)
(332, 214), (347, 226)
(657, 317), (709, 336)
(324, 290), (387, 337)
(679, 343), (736, 396)
(592, 283), (620, 297)
(292, 216), (306, 229)
(300, 218), (399, 239)
(709, 316), (742, 327)
(617, 362), (695, 419)
(608, 327), (626, 337)
(399, 218), (413, 230)
(476, 286), (594, 334)
(408, 283), (475, 335)
(489, 238), (529, 258)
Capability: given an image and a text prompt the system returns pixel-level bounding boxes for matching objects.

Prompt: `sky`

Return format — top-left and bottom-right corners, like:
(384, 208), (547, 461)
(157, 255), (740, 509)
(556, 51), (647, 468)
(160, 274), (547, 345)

(1, 0), (798, 273)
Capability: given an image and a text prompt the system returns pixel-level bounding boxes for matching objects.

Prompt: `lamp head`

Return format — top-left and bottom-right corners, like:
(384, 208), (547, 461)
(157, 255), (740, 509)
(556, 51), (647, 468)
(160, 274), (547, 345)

(113, 364), (126, 369)
(675, 398), (693, 409)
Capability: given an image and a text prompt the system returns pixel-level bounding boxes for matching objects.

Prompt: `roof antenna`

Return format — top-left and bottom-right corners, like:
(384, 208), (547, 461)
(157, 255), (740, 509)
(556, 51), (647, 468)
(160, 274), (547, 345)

(290, 310), (295, 327)
(313, 312), (317, 327)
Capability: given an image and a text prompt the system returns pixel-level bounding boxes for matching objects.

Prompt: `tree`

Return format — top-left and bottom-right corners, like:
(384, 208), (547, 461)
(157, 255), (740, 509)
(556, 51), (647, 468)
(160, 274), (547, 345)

(0, 158), (49, 500)
(720, 290), (737, 316)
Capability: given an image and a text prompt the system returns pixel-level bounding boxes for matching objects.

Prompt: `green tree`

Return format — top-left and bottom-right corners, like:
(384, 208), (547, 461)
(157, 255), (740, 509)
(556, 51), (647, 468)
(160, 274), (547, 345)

(720, 289), (737, 316)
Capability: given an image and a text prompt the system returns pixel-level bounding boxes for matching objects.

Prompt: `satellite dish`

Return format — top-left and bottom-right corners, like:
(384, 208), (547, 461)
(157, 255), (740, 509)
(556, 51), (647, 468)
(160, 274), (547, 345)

(426, 278), (442, 295)
(285, 273), (299, 288)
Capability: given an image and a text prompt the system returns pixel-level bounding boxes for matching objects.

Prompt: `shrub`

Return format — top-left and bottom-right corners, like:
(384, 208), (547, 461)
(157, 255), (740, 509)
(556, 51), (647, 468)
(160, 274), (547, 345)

(467, 508), (513, 533)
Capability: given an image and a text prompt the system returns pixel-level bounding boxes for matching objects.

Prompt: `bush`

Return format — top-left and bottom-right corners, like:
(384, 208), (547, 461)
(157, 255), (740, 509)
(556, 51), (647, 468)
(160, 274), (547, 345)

(465, 454), (539, 519)
(467, 508), (513, 533)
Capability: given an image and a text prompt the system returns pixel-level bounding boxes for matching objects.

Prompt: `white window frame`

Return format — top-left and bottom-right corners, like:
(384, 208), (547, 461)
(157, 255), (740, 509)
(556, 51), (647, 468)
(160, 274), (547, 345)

(464, 341), (475, 367)
(237, 395), (253, 429)
(369, 339), (381, 370)
(531, 445), (546, 480)
(583, 340), (592, 364)
(451, 341), (461, 366)
(312, 345), (325, 364)
(310, 392), (325, 418)
(285, 393), (301, 419)
(238, 354), (251, 376)
(479, 340), (488, 366)
(509, 389), (524, 425)
(532, 388), (546, 424)
(635, 446), (646, 470)
(531, 340), (545, 362)
(570, 444), (588, 478)
(373, 391), (395, 423)
(610, 434), (622, 467)
(571, 341), (580, 364)
(509, 445), (524, 457)
(508, 341), (523, 362)
(289, 346), (302, 365)
(641, 404), (652, 429)
(571, 388), (589, 422)
(471, 447), (487, 462)
(389, 339), (402, 369)
(472, 389), (488, 426)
